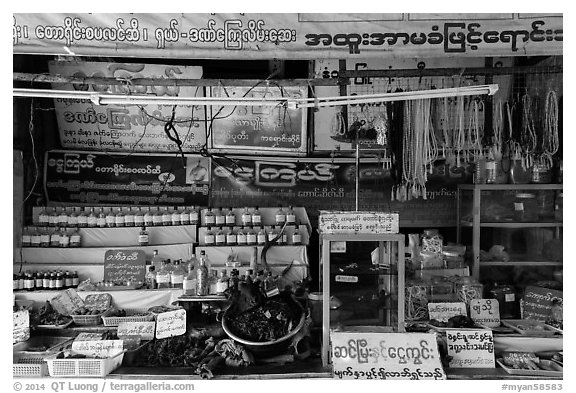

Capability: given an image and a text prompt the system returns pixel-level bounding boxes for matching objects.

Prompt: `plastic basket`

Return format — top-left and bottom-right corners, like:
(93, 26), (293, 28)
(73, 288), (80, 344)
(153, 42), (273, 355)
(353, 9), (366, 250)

(13, 352), (51, 377)
(102, 311), (154, 327)
(45, 351), (125, 378)
(71, 308), (113, 326)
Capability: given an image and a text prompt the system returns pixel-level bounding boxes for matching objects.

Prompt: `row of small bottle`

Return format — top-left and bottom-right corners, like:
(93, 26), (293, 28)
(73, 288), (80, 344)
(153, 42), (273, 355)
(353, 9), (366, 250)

(201, 206), (298, 227)
(13, 270), (80, 291)
(36, 206), (202, 228)
(203, 225), (302, 246)
(22, 226), (81, 248)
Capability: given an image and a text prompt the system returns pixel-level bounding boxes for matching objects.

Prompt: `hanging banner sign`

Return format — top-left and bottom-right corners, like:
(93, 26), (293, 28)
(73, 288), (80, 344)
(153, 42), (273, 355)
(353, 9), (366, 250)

(331, 332), (446, 380)
(14, 14), (562, 59)
(48, 61), (206, 153)
(211, 156), (472, 227)
(44, 150), (210, 206)
(209, 85), (307, 155)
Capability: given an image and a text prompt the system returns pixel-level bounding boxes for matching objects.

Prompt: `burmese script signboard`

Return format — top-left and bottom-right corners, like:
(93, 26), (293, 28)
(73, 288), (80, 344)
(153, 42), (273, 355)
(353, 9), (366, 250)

(446, 330), (495, 368)
(318, 211), (399, 234)
(522, 286), (563, 322)
(331, 332), (446, 380)
(104, 249), (146, 284)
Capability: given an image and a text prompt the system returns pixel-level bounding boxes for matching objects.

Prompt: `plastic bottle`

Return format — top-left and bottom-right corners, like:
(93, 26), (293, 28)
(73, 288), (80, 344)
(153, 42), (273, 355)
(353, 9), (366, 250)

(146, 266), (157, 289)
(162, 207), (172, 226)
(105, 208), (116, 228)
(226, 227), (237, 246)
(115, 209), (126, 227)
(143, 209), (154, 227)
(30, 227), (41, 247)
(215, 208), (226, 226)
(68, 208), (79, 227)
(215, 227), (226, 246)
(171, 207), (181, 226)
(156, 261), (171, 289)
(40, 227), (51, 248)
(69, 228), (81, 247)
(170, 260), (185, 289)
(134, 207), (145, 227)
(138, 226), (149, 246)
(58, 209), (69, 227)
(286, 206), (296, 226)
(77, 208), (88, 228)
(21, 226), (31, 247)
(59, 228), (70, 248)
(96, 208), (106, 228)
(180, 206), (191, 225)
(216, 270), (229, 295)
(204, 208), (216, 227)
(204, 227), (215, 245)
(241, 207), (252, 227)
(152, 208), (163, 227)
(38, 207), (50, 226)
(292, 227), (302, 245)
(236, 227), (247, 245)
(189, 206), (199, 225)
(251, 206), (262, 226)
(257, 227), (267, 245)
(196, 251), (209, 296)
(124, 208), (135, 227)
(87, 207), (97, 228)
(225, 207), (236, 226)
(275, 207), (286, 226)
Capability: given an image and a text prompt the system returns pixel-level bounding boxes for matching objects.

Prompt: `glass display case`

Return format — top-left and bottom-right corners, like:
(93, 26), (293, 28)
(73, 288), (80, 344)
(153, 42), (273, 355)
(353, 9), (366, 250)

(318, 232), (405, 366)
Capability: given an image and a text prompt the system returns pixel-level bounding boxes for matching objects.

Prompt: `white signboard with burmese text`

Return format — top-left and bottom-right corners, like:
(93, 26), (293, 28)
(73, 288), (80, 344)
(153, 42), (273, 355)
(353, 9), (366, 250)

(319, 211), (399, 234)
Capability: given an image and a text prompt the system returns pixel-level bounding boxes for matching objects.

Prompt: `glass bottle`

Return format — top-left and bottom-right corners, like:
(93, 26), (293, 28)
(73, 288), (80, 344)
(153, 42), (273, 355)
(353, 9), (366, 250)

(35, 271), (43, 290)
(134, 207), (145, 227)
(77, 208), (88, 228)
(58, 209), (69, 227)
(64, 271), (73, 289)
(156, 261), (171, 289)
(204, 208), (216, 227)
(38, 207), (50, 226)
(124, 208), (135, 227)
(286, 206), (296, 226)
(42, 272), (50, 290)
(267, 226), (277, 243)
(87, 207), (97, 228)
(162, 207), (172, 226)
(189, 206), (199, 225)
(183, 264), (196, 295)
(215, 227), (226, 246)
(204, 227), (215, 245)
(485, 151), (496, 184)
(30, 227), (41, 247)
(68, 207), (79, 227)
(225, 207), (236, 226)
(275, 207), (286, 226)
(40, 227), (51, 248)
(278, 225), (287, 245)
(216, 270), (229, 295)
(146, 266), (157, 289)
(151, 250), (163, 270)
(115, 208), (125, 227)
(244, 269), (254, 286)
(292, 227), (302, 245)
(187, 254), (198, 275)
(246, 227), (257, 245)
(96, 208), (106, 228)
(21, 226), (31, 247)
(241, 207), (252, 227)
(554, 193), (563, 222)
(208, 269), (219, 295)
(72, 271), (79, 287)
(257, 227), (267, 245)
(226, 227), (237, 246)
(171, 207), (181, 226)
(251, 206), (262, 227)
(215, 207), (226, 226)
(105, 208), (116, 228)
(59, 227), (70, 248)
(164, 259), (174, 274)
(55, 272), (64, 290)
(69, 228), (81, 247)
(180, 206), (191, 225)
(138, 226), (149, 246)
(170, 260), (185, 289)
(49, 207), (59, 227)
(152, 208), (163, 227)
(143, 209), (154, 227)
(196, 251), (209, 296)
(24, 271), (35, 291)
(236, 227), (247, 245)
(230, 269), (239, 291)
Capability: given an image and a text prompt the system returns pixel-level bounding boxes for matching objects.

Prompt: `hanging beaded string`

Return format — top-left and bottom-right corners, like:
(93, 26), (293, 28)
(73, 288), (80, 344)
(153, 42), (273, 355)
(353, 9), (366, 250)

(467, 99), (483, 161)
(542, 89), (559, 169)
(492, 98), (504, 160)
(454, 95), (466, 167)
(521, 92), (538, 169)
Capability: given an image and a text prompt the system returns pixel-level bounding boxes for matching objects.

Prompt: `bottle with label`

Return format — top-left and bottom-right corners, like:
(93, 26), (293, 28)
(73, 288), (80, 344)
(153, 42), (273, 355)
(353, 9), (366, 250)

(236, 228), (247, 245)
(267, 227), (277, 243)
(249, 246), (259, 274)
(151, 250), (163, 270)
(162, 207), (172, 226)
(485, 151), (496, 184)
(13, 274), (19, 291)
(48, 272), (55, 290)
(55, 272), (64, 290)
(204, 227), (215, 245)
(40, 228), (51, 248)
(246, 227), (257, 245)
(183, 265), (196, 295)
(124, 208), (135, 227)
(208, 269), (219, 295)
(138, 226), (149, 246)
(58, 209), (69, 227)
(71, 271), (79, 287)
(16, 272), (24, 290)
(77, 208), (88, 228)
(244, 269), (254, 286)
(87, 207), (97, 228)
(134, 207), (145, 227)
(226, 227), (237, 246)
(216, 270), (229, 295)
(251, 206), (262, 227)
(105, 208), (116, 228)
(180, 206), (191, 225)
(24, 272), (35, 291)
(59, 228), (70, 248)
(171, 207), (181, 226)
(215, 227), (226, 246)
(21, 226), (31, 247)
(230, 269), (239, 291)
(286, 206), (296, 226)
(42, 272), (50, 289)
(187, 254), (198, 275)
(291, 227), (302, 245)
(115, 209), (125, 227)
(38, 207), (50, 226)
(143, 209), (154, 227)
(153, 208), (163, 227)
(170, 260), (185, 289)
(225, 207), (236, 226)
(146, 266), (157, 289)
(35, 271), (43, 290)
(189, 206), (199, 225)
(30, 227), (41, 247)
(196, 251), (209, 296)
(257, 227), (267, 245)
(279, 226), (288, 245)
(49, 208), (59, 227)
(68, 208), (79, 227)
(70, 228), (81, 247)
(215, 208), (226, 226)
(275, 207), (286, 226)
(156, 261), (171, 289)
(241, 207), (252, 227)
(96, 208), (106, 228)
(64, 271), (73, 289)
(204, 208), (216, 227)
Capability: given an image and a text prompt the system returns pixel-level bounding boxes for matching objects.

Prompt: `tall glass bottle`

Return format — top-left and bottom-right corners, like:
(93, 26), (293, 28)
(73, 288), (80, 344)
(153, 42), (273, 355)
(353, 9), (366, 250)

(21, 226), (31, 247)
(286, 205), (296, 226)
(241, 207), (252, 227)
(38, 207), (50, 226)
(151, 250), (163, 270)
(215, 208), (225, 226)
(196, 251), (209, 296)
(180, 206), (191, 225)
(225, 207), (236, 226)
(58, 209), (69, 227)
(115, 208), (125, 227)
(275, 207), (286, 226)
(189, 206), (199, 225)
(87, 207), (97, 228)
(251, 206), (262, 227)
(156, 261), (171, 289)
(204, 208), (216, 227)
(152, 208), (163, 227)
(77, 208), (88, 228)
(171, 207), (181, 226)
(68, 207), (79, 227)
(96, 208), (107, 228)
(143, 209), (154, 227)
(124, 208), (135, 227)
(105, 208), (116, 228)
(170, 260), (185, 289)
(162, 207), (172, 226)
(134, 207), (145, 227)
(183, 264), (196, 295)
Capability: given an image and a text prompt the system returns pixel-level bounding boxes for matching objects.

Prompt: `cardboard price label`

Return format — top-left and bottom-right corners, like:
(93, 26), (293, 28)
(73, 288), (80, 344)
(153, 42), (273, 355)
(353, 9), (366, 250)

(155, 309), (186, 339)
(72, 339), (124, 358)
(427, 302), (467, 323)
(446, 330), (495, 368)
(470, 299), (501, 328)
(118, 321), (156, 341)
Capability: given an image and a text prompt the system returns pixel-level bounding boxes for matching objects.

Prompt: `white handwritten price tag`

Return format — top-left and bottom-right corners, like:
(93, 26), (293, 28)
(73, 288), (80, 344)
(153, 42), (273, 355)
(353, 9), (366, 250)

(427, 302), (467, 323)
(118, 321), (156, 341)
(72, 339), (124, 358)
(331, 332), (445, 380)
(155, 309), (186, 339)
(446, 330), (495, 368)
(470, 299), (500, 328)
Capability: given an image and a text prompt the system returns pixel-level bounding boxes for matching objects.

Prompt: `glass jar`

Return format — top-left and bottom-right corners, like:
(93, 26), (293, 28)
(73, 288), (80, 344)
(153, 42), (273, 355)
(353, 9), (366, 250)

(421, 229), (443, 254)
(405, 280), (430, 321)
(554, 192), (563, 222)
(443, 250), (465, 269)
(455, 276), (483, 308)
(429, 277), (454, 302)
(490, 283), (517, 319)
(514, 193), (538, 222)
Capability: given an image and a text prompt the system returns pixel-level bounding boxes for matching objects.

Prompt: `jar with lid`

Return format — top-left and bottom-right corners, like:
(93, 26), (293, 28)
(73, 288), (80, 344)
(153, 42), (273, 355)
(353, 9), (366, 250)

(514, 193), (538, 221)
(455, 276), (483, 308)
(429, 277), (454, 302)
(554, 192), (563, 222)
(421, 229), (443, 254)
(442, 250), (465, 269)
(405, 280), (430, 321)
(490, 283), (517, 319)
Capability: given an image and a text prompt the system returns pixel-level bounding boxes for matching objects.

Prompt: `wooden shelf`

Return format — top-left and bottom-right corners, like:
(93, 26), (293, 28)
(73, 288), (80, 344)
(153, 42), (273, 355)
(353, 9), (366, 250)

(458, 184), (563, 191)
(177, 295), (227, 302)
(460, 221), (563, 228)
(480, 261), (562, 267)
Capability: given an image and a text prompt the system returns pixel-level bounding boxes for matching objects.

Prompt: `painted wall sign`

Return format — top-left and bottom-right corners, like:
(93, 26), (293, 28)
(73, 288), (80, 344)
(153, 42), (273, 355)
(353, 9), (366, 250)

(446, 330), (495, 368)
(44, 150), (210, 206)
(47, 61), (206, 153)
(331, 332), (446, 380)
(14, 14), (562, 59)
(209, 85), (307, 155)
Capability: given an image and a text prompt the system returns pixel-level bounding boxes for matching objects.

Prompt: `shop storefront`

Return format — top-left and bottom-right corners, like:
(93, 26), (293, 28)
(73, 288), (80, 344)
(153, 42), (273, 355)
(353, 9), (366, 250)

(13, 13), (563, 382)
